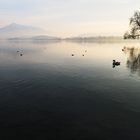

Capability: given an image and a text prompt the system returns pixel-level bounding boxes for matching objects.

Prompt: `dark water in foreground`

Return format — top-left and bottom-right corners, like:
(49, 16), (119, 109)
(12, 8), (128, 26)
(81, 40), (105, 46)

(0, 40), (140, 139)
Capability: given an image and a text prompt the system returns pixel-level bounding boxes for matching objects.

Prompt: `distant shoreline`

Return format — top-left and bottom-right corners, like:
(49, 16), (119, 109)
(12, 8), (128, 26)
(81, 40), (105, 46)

(0, 36), (139, 43)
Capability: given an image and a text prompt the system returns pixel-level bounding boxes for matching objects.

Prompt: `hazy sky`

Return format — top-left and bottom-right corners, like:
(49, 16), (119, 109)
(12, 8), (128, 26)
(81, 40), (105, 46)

(0, 0), (140, 37)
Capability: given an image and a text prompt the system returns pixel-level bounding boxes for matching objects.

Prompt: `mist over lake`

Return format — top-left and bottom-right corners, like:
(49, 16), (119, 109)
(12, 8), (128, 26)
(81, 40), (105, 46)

(0, 40), (140, 139)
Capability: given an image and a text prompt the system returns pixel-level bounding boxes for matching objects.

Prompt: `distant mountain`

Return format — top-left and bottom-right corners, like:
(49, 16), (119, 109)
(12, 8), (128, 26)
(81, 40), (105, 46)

(0, 23), (48, 38)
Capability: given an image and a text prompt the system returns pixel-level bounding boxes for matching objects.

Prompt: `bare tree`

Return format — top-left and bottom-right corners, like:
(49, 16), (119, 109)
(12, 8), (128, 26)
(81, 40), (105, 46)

(130, 11), (140, 29)
(123, 31), (131, 39)
(124, 11), (140, 39)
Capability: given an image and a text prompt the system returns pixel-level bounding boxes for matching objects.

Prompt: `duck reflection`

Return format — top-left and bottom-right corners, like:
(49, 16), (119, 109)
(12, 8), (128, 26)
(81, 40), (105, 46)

(122, 46), (140, 73)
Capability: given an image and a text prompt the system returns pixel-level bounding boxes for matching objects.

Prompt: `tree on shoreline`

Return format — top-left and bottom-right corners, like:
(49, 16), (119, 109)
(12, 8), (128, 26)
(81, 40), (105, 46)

(124, 11), (140, 39)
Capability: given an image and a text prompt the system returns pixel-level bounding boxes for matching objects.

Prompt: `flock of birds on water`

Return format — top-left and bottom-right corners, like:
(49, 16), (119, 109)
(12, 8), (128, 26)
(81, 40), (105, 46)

(16, 48), (121, 68)
(17, 50), (23, 56)
(71, 49), (121, 68)
(71, 50), (121, 68)
(71, 50), (87, 57)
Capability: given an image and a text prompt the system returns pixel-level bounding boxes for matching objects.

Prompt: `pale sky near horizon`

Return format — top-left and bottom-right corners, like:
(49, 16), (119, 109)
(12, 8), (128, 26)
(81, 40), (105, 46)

(0, 0), (140, 37)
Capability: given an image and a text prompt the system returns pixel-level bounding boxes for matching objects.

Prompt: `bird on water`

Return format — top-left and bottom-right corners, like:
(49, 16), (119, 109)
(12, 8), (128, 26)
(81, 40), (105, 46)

(113, 60), (120, 66)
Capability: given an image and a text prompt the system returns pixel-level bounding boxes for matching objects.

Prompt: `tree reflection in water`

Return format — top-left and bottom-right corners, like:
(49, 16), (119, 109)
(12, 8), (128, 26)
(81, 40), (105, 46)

(122, 46), (140, 74)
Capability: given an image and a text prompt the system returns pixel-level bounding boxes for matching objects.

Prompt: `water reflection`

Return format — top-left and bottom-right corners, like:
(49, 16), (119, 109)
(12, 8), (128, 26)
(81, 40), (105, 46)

(123, 46), (140, 74)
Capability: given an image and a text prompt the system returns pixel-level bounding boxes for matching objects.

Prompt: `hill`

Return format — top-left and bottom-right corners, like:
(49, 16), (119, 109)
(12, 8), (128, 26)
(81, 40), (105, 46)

(0, 23), (47, 38)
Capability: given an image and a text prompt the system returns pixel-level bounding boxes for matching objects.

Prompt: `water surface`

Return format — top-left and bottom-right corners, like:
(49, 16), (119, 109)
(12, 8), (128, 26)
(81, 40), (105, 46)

(0, 40), (140, 140)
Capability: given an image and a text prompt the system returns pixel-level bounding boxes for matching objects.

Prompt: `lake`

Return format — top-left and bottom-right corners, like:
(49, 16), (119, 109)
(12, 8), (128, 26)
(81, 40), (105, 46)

(0, 40), (140, 140)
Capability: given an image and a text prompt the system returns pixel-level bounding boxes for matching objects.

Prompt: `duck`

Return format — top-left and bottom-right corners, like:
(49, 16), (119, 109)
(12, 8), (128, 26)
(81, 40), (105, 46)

(71, 54), (74, 56)
(20, 53), (23, 56)
(113, 60), (120, 65)
(82, 54), (85, 56)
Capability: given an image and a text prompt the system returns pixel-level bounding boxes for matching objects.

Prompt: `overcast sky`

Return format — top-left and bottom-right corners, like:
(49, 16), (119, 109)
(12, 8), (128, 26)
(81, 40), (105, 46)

(0, 0), (140, 37)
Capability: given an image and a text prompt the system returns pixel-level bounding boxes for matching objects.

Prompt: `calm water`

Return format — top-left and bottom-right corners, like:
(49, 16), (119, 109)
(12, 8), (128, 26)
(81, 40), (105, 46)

(0, 40), (140, 140)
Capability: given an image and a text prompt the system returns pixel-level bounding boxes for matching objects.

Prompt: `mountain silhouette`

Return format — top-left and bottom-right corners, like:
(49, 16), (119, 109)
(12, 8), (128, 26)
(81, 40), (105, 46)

(0, 23), (47, 38)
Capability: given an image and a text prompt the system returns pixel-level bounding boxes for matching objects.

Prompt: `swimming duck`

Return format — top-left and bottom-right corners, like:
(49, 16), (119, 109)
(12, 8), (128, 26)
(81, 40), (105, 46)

(113, 60), (120, 65)
(71, 54), (74, 56)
